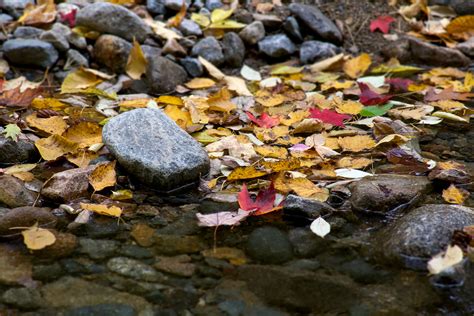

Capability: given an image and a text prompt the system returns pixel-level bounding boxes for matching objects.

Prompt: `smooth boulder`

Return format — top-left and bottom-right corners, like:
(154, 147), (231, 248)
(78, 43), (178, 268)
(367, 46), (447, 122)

(102, 108), (209, 190)
(2, 39), (58, 68)
(258, 34), (296, 58)
(146, 56), (188, 94)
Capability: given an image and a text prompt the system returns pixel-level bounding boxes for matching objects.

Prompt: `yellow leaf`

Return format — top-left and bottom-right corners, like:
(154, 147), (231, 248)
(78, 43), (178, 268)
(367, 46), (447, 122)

(280, 110), (308, 126)
(198, 56), (225, 80)
(375, 134), (409, 147)
(146, 20), (182, 41)
(446, 15), (474, 34)
(388, 104), (434, 121)
(321, 80), (354, 91)
(274, 174), (328, 201)
(207, 88), (236, 112)
(254, 126), (290, 142)
(271, 65), (304, 75)
(256, 94), (286, 107)
(442, 184), (469, 204)
(227, 166), (267, 181)
(35, 134), (79, 161)
(111, 189), (133, 200)
(18, 0), (56, 26)
(21, 223), (56, 250)
(89, 161), (117, 191)
(62, 122), (103, 148)
(343, 53), (371, 79)
(224, 76), (252, 96)
(61, 67), (103, 94)
(185, 77), (216, 89)
(211, 8), (234, 23)
(4, 163), (37, 175)
(164, 105), (193, 129)
(26, 113), (68, 135)
(183, 96), (209, 124)
(191, 13), (210, 28)
(66, 150), (99, 168)
(336, 157), (373, 169)
(309, 53), (344, 72)
(431, 100), (467, 112)
(80, 203), (122, 218)
(107, 0), (136, 4)
(209, 20), (246, 29)
(261, 158), (301, 173)
(255, 145), (288, 159)
(31, 98), (67, 110)
(126, 39), (148, 80)
(337, 135), (375, 152)
(335, 100), (363, 115)
(157, 95), (184, 106)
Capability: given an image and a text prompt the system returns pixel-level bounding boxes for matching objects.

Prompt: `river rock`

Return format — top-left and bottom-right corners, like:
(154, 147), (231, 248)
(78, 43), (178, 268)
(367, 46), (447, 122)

(33, 231), (78, 259)
(145, 56), (187, 93)
(165, 0), (189, 11)
(75, 2), (150, 42)
(0, 175), (36, 208)
(289, 3), (343, 44)
(93, 34), (132, 73)
(0, 131), (37, 165)
(13, 26), (44, 39)
(64, 304), (136, 316)
(0, 244), (33, 286)
(288, 228), (328, 258)
(40, 23), (71, 52)
(103, 108), (209, 190)
(180, 57), (204, 77)
(179, 19), (202, 37)
(283, 194), (335, 223)
(1, 287), (45, 310)
(409, 37), (471, 67)
(107, 257), (161, 282)
(41, 167), (94, 202)
(246, 226), (293, 264)
(65, 49), (89, 69)
(239, 21), (265, 45)
(191, 36), (224, 66)
(457, 36), (474, 57)
(300, 40), (341, 64)
(377, 205), (474, 266)
(258, 34), (296, 58)
(221, 32), (245, 67)
(0, 206), (56, 237)
(349, 175), (431, 214)
(154, 234), (205, 255)
(283, 16), (303, 43)
(2, 39), (58, 68)
(147, 0), (166, 15)
(154, 255), (196, 277)
(79, 238), (120, 260)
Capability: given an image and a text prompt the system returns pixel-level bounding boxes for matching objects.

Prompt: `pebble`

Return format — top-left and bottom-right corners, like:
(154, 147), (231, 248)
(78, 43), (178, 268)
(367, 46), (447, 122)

(33, 231), (78, 259)
(222, 32), (246, 68)
(79, 238), (120, 260)
(93, 34), (132, 73)
(2, 39), (58, 68)
(191, 36), (225, 66)
(164, 0), (189, 11)
(283, 16), (303, 43)
(146, 56), (188, 93)
(130, 223), (155, 247)
(107, 257), (161, 282)
(147, 0), (166, 15)
(180, 57), (204, 77)
(289, 3), (343, 44)
(409, 37), (471, 67)
(65, 49), (89, 69)
(239, 21), (265, 45)
(288, 228), (329, 258)
(0, 175), (36, 208)
(13, 26), (44, 39)
(258, 34), (296, 58)
(246, 226), (293, 264)
(154, 234), (205, 255)
(0, 131), (38, 165)
(41, 166), (94, 202)
(84, 218), (121, 238)
(64, 304), (136, 316)
(40, 23), (71, 52)
(0, 244), (33, 286)
(205, 0), (223, 10)
(179, 19), (202, 37)
(1, 287), (45, 310)
(154, 255), (196, 277)
(75, 2), (150, 42)
(299, 40), (341, 64)
(0, 206), (56, 237)
(103, 108), (209, 190)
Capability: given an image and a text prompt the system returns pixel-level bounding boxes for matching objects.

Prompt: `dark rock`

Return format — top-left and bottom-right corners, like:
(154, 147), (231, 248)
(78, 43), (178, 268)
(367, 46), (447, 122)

(0, 244), (33, 286)
(33, 231), (78, 259)
(154, 255), (196, 277)
(0, 206), (56, 237)
(429, 0), (474, 15)
(246, 226), (293, 264)
(40, 23), (71, 52)
(289, 3), (343, 44)
(0, 131), (37, 166)
(103, 108), (209, 190)
(13, 26), (44, 39)
(32, 263), (64, 282)
(253, 13), (282, 31)
(64, 304), (136, 316)
(107, 257), (161, 282)
(457, 37), (474, 57)
(205, 0), (222, 10)
(1, 287), (45, 310)
(258, 34), (296, 58)
(283, 194), (335, 223)
(79, 238), (119, 260)
(239, 21), (265, 45)
(381, 39), (412, 63)
(93, 34), (132, 73)
(65, 49), (89, 69)
(283, 16), (303, 43)
(162, 38), (187, 57)
(3, 39), (58, 68)
(84, 218), (121, 238)
(179, 19), (202, 37)
(180, 57), (204, 77)
(154, 234), (205, 255)
(119, 244), (153, 259)
(349, 174), (431, 214)
(68, 32), (88, 50)
(288, 228), (329, 258)
(147, 0), (166, 15)
(146, 56), (188, 93)
(0, 175), (36, 208)
(191, 36), (224, 66)
(75, 2), (150, 42)
(0, 13), (13, 25)
(164, 0), (189, 11)
(222, 32), (245, 67)
(299, 40), (340, 64)
(377, 204), (474, 265)
(41, 167), (93, 202)
(409, 37), (471, 67)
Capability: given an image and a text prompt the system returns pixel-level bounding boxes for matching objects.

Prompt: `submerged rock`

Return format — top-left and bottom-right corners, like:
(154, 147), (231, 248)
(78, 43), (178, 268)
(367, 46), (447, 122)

(102, 108), (209, 190)
(2, 39), (58, 68)
(0, 244), (33, 286)
(246, 226), (293, 264)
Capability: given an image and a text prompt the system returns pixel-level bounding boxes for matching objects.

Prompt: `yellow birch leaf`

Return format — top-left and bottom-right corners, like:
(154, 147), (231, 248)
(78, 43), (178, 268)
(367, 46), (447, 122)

(21, 223), (56, 250)
(343, 53), (372, 79)
(224, 76), (252, 96)
(11, 172), (35, 182)
(80, 203), (122, 218)
(309, 53), (344, 72)
(164, 105), (193, 129)
(209, 20), (246, 29)
(89, 161), (117, 191)
(157, 95), (184, 106)
(375, 134), (409, 147)
(337, 135), (375, 152)
(111, 189), (133, 200)
(26, 113), (68, 135)
(31, 98), (67, 110)
(442, 185), (469, 204)
(261, 158), (301, 172)
(61, 67), (103, 93)
(126, 39), (148, 80)
(191, 13), (210, 27)
(335, 100), (363, 115)
(321, 80), (354, 91)
(211, 8), (234, 23)
(185, 77), (216, 89)
(227, 166), (267, 181)
(255, 145), (288, 159)
(66, 150), (99, 168)
(280, 110), (308, 126)
(256, 94), (286, 107)
(199, 56), (225, 80)
(35, 134), (79, 161)
(62, 122), (102, 148)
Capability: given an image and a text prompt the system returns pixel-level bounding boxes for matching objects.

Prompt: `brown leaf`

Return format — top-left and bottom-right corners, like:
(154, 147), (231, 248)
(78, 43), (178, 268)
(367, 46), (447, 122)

(35, 134), (79, 161)
(88, 161), (117, 192)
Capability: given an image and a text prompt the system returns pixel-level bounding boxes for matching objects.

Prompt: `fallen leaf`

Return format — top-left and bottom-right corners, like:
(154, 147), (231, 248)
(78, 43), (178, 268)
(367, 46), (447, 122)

(185, 77), (216, 89)
(167, 1), (187, 27)
(442, 184), (469, 204)
(110, 189), (133, 201)
(247, 112), (280, 128)
(61, 67), (103, 94)
(309, 53), (344, 72)
(358, 82), (393, 105)
(310, 217), (331, 238)
(21, 223), (56, 250)
(59, 8), (76, 27)
(196, 209), (250, 227)
(80, 203), (122, 218)
(227, 166), (267, 181)
(35, 134), (79, 161)
(2, 124), (21, 142)
(309, 108), (351, 127)
(424, 87), (474, 102)
(335, 168), (373, 178)
(344, 53), (372, 79)
(126, 39), (148, 80)
(191, 13), (210, 27)
(89, 161), (116, 192)
(360, 103), (394, 117)
(386, 78), (413, 91)
(370, 15), (396, 34)
(427, 245), (463, 275)
(255, 145), (288, 159)
(18, 0), (56, 26)
(225, 76), (252, 96)
(446, 15), (474, 34)
(26, 113), (68, 135)
(241, 65), (262, 81)
(238, 183), (282, 215)
(62, 122), (102, 148)
(338, 135), (376, 152)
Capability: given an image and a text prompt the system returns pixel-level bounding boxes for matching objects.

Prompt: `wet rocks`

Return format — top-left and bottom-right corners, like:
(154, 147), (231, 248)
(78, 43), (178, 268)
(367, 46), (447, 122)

(377, 205), (474, 265)
(288, 228), (328, 258)
(165, 0), (189, 11)
(146, 56), (188, 93)
(179, 19), (202, 37)
(107, 257), (161, 282)
(0, 244), (33, 286)
(192, 36), (225, 66)
(1, 287), (45, 310)
(154, 234), (205, 255)
(289, 3), (343, 44)
(79, 238), (120, 260)
(2, 39), (58, 68)
(33, 231), (78, 259)
(41, 167), (94, 202)
(93, 34), (132, 73)
(0, 175), (36, 208)
(246, 226), (293, 264)
(0, 132), (37, 165)
(349, 175), (431, 214)
(300, 40), (341, 64)
(409, 37), (471, 67)
(154, 255), (196, 277)
(75, 2), (150, 42)
(39, 23), (71, 52)
(102, 108), (209, 190)
(147, 0), (166, 15)
(239, 21), (265, 45)
(283, 194), (335, 222)
(0, 206), (56, 237)
(222, 32), (245, 67)
(258, 34), (296, 58)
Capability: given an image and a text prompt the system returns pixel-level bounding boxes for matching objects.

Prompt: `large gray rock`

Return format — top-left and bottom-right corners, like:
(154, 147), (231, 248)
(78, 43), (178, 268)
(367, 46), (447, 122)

(93, 34), (132, 73)
(409, 37), (471, 67)
(377, 205), (474, 265)
(300, 40), (341, 64)
(258, 34), (296, 58)
(75, 2), (150, 42)
(349, 175), (431, 214)
(2, 39), (58, 68)
(102, 108), (209, 190)
(289, 3), (343, 44)
(146, 56), (188, 94)
(191, 36), (224, 66)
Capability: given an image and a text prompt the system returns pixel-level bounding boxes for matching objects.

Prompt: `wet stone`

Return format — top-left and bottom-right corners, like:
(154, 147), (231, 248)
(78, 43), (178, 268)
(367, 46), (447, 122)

(33, 231), (78, 259)
(2, 39), (58, 68)
(146, 56), (188, 93)
(131, 223), (155, 247)
(300, 40), (341, 64)
(107, 257), (161, 282)
(41, 167), (94, 203)
(154, 255), (196, 277)
(246, 226), (293, 264)
(32, 263), (64, 282)
(258, 34), (296, 58)
(283, 16), (303, 43)
(222, 32), (245, 68)
(63, 304), (136, 316)
(179, 19), (202, 37)
(0, 244), (33, 286)
(0, 175), (36, 208)
(0, 206), (56, 237)
(1, 287), (45, 310)
(283, 194), (335, 224)
(79, 238), (120, 260)
(103, 108), (209, 190)
(180, 57), (204, 77)
(119, 244), (154, 259)
(13, 26), (44, 39)
(154, 234), (205, 255)
(60, 258), (107, 275)
(288, 228), (329, 258)
(93, 34), (132, 74)
(239, 21), (265, 45)
(192, 36), (225, 66)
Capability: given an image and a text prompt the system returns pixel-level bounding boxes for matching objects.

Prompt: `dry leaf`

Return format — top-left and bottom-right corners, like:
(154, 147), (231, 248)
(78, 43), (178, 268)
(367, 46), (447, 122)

(427, 245), (463, 275)
(89, 161), (117, 191)
(310, 217), (330, 238)
(62, 122), (103, 148)
(343, 53), (372, 79)
(61, 67), (104, 93)
(310, 53), (344, 72)
(35, 134), (79, 161)
(126, 39), (148, 80)
(338, 135), (376, 152)
(21, 223), (56, 250)
(66, 150), (99, 168)
(80, 203), (122, 217)
(185, 78), (216, 89)
(442, 184), (469, 204)
(26, 113), (68, 135)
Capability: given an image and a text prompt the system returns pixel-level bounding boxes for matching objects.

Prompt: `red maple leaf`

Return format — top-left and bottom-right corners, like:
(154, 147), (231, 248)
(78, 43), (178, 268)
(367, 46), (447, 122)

(386, 78), (413, 92)
(308, 108), (351, 127)
(358, 82), (392, 105)
(59, 8), (77, 28)
(370, 16), (396, 34)
(246, 112), (280, 128)
(238, 183), (282, 216)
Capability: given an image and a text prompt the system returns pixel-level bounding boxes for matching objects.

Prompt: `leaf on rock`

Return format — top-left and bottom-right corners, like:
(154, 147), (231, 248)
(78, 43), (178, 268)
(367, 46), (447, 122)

(370, 15), (396, 34)
(21, 223), (56, 250)
(2, 124), (21, 141)
(62, 122), (102, 148)
(89, 161), (116, 192)
(358, 82), (393, 105)
(196, 209), (250, 227)
(35, 134), (79, 161)
(80, 203), (122, 218)
(343, 53), (372, 79)
(310, 217), (330, 238)
(247, 112), (280, 128)
(427, 245), (463, 275)
(126, 39), (148, 80)
(442, 184), (469, 205)
(309, 108), (351, 127)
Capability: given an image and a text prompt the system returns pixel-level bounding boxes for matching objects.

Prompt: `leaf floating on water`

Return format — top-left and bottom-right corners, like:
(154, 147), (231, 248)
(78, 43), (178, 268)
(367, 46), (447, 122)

(310, 217), (331, 238)
(442, 184), (469, 205)
(427, 245), (463, 275)
(21, 223), (56, 250)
